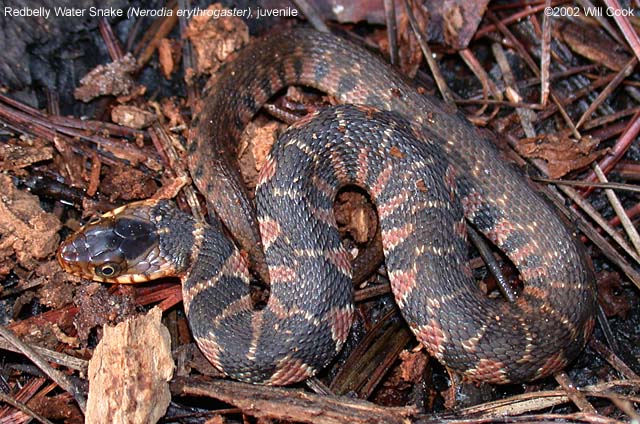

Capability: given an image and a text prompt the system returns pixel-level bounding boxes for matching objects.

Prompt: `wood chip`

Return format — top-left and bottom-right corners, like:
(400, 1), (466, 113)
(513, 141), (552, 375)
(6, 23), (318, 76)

(0, 174), (61, 272)
(184, 4), (249, 76)
(158, 38), (181, 79)
(86, 307), (174, 424)
(0, 138), (53, 170)
(74, 54), (139, 102)
(244, 119), (282, 190)
(100, 165), (158, 201)
(111, 105), (156, 129)
(176, 378), (417, 424)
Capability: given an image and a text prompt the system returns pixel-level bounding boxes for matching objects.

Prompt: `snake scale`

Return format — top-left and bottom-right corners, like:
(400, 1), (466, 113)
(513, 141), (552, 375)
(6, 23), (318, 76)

(58, 27), (596, 385)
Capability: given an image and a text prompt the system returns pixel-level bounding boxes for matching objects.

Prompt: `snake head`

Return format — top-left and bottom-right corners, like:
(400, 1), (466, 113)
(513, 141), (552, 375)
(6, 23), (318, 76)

(57, 199), (180, 283)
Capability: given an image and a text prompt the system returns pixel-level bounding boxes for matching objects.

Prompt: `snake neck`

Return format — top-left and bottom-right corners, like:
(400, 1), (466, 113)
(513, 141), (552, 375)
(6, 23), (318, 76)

(151, 200), (202, 277)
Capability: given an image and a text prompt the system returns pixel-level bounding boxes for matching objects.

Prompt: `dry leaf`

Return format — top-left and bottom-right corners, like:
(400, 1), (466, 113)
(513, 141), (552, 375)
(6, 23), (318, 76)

(515, 133), (606, 178)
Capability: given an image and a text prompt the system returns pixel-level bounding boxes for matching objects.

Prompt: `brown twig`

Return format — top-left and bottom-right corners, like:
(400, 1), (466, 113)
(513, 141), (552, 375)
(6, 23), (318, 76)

(136, 2), (179, 67)
(456, 99), (545, 109)
(98, 17), (124, 61)
(592, 163), (640, 255)
(583, 110), (640, 189)
(0, 338), (88, 373)
(492, 42), (536, 138)
(0, 392), (55, 424)
(0, 326), (86, 413)
(403, 0), (455, 105)
(452, 379), (640, 420)
(554, 372), (596, 414)
(540, 0), (552, 105)
(459, 48), (502, 119)
(607, 201), (640, 228)
(291, 0), (330, 33)
(383, 0), (399, 65)
(534, 177), (640, 193)
(560, 185), (640, 265)
(576, 57), (638, 129)
(354, 283), (391, 302)
(148, 124), (202, 222)
(487, 10), (582, 139)
(0, 95), (162, 172)
(589, 338), (640, 380)
(582, 106), (640, 130)
(604, 0), (640, 62)
(174, 377), (417, 424)
(474, 1), (564, 40)
(329, 311), (413, 398)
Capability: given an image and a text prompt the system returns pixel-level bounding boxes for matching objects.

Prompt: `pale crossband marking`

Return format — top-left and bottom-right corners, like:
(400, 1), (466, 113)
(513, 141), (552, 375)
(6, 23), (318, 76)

(381, 222), (414, 254)
(182, 249), (250, 316)
(292, 247), (352, 278)
(377, 189), (410, 220)
(267, 357), (317, 386)
(388, 264), (418, 309)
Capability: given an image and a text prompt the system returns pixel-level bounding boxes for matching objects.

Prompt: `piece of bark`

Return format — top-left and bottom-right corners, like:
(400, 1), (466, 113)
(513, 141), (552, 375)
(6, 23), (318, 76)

(85, 307), (174, 424)
(334, 192), (377, 244)
(74, 54), (138, 102)
(73, 283), (137, 344)
(111, 105), (156, 129)
(0, 174), (61, 273)
(174, 378), (417, 424)
(372, 349), (429, 407)
(184, 3), (249, 77)
(100, 165), (159, 202)
(158, 38), (181, 79)
(0, 138), (53, 171)
(159, 97), (185, 129)
(239, 118), (282, 191)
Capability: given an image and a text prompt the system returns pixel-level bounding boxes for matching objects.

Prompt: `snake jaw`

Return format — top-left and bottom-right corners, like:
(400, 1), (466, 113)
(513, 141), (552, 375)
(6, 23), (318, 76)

(57, 199), (185, 284)
(57, 229), (114, 282)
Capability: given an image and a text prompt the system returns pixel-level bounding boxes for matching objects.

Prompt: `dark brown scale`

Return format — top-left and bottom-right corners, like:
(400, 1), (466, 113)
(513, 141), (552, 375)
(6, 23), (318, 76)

(189, 27), (596, 383)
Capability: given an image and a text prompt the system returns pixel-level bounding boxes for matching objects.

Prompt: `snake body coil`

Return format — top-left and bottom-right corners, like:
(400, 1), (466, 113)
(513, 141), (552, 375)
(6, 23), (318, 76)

(58, 28), (596, 385)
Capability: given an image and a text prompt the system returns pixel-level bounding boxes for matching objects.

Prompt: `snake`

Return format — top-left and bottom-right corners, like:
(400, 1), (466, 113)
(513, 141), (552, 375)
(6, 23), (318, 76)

(57, 27), (597, 385)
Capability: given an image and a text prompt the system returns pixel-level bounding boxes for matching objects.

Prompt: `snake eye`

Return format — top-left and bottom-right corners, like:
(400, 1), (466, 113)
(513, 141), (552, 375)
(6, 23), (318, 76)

(96, 263), (121, 278)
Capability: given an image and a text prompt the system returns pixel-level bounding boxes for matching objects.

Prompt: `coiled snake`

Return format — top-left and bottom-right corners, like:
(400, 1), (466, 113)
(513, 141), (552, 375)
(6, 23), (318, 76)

(58, 28), (596, 385)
